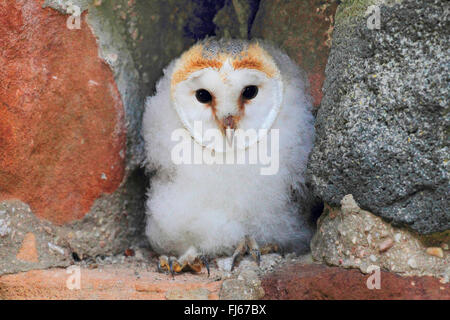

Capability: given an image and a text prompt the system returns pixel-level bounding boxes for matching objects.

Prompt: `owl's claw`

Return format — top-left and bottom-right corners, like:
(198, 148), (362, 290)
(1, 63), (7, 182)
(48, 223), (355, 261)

(156, 247), (209, 277)
(250, 249), (261, 266)
(231, 235), (262, 271)
(158, 255), (170, 273)
(247, 236), (261, 266)
(231, 238), (247, 271)
(157, 255), (178, 278)
(200, 255), (210, 277)
(168, 256), (177, 278)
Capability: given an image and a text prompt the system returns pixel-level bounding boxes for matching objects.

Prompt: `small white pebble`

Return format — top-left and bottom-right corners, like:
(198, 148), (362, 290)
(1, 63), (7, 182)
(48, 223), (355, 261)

(408, 257), (418, 269)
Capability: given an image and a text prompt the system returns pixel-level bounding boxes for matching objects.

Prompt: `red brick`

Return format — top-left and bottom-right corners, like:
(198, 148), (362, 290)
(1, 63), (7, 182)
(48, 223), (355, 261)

(262, 263), (450, 300)
(0, 0), (126, 225)
(0, 266), (221, 300)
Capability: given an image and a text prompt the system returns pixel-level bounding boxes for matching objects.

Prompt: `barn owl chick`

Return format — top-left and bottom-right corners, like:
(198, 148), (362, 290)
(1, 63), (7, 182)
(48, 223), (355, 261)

(142, 39), (315, 275)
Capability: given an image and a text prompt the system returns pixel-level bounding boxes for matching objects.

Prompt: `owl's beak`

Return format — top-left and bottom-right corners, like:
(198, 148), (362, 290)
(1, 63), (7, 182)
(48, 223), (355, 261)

(223, 115), (235, 146)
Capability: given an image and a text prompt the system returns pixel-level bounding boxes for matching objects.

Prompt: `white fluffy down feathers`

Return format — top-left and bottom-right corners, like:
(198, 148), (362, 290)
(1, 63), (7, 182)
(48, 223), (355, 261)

(142, 39), (315, 257)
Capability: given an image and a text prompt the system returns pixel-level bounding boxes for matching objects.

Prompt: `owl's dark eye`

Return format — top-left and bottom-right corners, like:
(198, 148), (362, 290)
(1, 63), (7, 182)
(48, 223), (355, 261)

(195, 89), (213, 104)
(242, 85), (258, 100)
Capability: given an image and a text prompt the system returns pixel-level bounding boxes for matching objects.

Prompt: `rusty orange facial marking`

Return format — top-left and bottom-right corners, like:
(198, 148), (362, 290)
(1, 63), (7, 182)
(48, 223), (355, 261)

(238, 94), (249, 111)
(172, 58), (222, 86)
(205, 95), (227, 132)
(232, 57), (264, 72)
(232, 43), (279, 78)
(231, 55), (277, 78)
(171, 42), (280, 90)
(209, 94), (217, 111)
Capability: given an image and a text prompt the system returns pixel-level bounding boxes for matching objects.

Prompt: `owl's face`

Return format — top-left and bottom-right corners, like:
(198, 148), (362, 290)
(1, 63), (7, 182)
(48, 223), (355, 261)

(171, 41), (283, 151)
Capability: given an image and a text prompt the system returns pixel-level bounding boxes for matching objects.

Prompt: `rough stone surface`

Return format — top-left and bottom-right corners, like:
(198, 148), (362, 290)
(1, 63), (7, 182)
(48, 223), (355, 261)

(307, 0), (449, 234)
(262, 262), (450, 300)
(0, 265), (222, 300)
(165, 288), (212, 300)
(0, 249), (295, 300)
(217, 253), (283, 274)
(15, 233), (39, 263)
(0, 171), (147, 275)
(214, 0), (259, 39)
(251, 0), (339, 107)
(216, 253), (313, 299)
(219, 273), (265, 300)
(2, 257), (448, 300)
(311, 195), (449, 282)
(0, 201), (71, 275)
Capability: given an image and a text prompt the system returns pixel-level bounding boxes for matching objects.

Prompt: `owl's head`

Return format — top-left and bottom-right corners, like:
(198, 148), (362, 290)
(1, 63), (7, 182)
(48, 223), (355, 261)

(170, 39), (283, 151)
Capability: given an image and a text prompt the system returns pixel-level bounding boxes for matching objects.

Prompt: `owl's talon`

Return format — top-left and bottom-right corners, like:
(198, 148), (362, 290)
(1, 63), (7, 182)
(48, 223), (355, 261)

(231, 236), (270, 270)
(231, 256), (239, 272)
(199, 255), (210, 277)
(157, 248), (209, 277)
(231, 237), (248, 271)
(157, 255), (169, 273)
(246, 236), (261, 266)
(168, 256), (176, 278)
(230, 255), (239, 272)
(157, 255), (181, 278)
(250, 249), (261, 266)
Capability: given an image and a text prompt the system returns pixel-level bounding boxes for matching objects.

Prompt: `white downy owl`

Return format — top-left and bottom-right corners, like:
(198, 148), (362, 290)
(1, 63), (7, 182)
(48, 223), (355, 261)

(142, 39), (315, 275)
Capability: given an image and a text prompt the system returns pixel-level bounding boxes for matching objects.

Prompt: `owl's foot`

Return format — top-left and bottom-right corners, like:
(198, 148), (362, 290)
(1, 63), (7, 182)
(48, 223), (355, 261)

(231, 236), (280, 271)
(231, 236), (260, 271)
(157, 247), (210, 278)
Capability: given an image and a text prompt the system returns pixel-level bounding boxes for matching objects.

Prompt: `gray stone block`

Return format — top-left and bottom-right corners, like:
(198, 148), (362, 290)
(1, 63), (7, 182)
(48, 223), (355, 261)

(307, 0), (449, 234)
